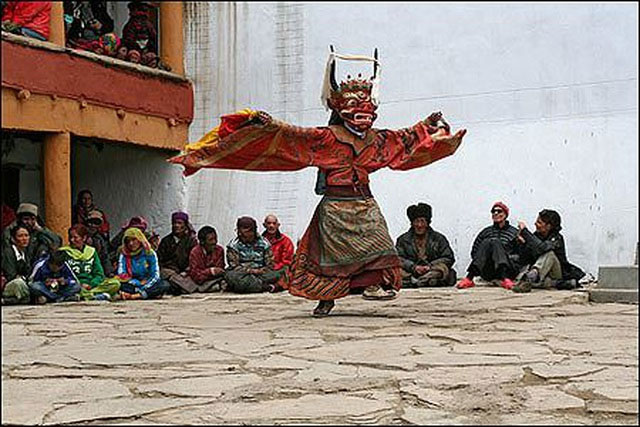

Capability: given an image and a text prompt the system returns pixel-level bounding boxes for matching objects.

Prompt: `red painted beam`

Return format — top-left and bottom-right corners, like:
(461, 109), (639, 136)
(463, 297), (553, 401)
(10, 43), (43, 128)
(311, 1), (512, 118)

(1, 39), (193, 123)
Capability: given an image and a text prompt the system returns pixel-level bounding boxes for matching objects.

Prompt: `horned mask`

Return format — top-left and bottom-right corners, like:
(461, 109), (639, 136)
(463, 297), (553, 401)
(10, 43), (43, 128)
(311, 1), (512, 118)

(321, 46), (381, 132)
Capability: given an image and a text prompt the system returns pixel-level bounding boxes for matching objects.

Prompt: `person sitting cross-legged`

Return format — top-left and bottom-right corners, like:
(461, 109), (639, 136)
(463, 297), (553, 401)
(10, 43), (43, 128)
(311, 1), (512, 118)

(1, 224), (33, 305)
(225, 216), (279, 294)
(29, 250), (81, 304)
(59, 224), (120, 301)
(396, 202), (456, 288)
(261, 214), (294, 292)
(85, 210), (113, 277)
(512, 209), (586, 293)
(157, 212), (198, 295)
(188, 226), (227, 293)
(115, 227), (168, 300)
(3, 203), (62, 263)
(457, 201), (520, 290)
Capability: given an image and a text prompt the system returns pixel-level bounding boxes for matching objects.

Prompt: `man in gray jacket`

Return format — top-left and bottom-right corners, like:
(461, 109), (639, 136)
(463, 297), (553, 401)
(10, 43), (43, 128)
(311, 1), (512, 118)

(395, 203), (456, 287)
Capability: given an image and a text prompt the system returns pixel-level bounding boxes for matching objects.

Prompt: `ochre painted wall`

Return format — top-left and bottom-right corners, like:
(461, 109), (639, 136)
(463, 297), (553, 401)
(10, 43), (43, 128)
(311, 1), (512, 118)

(2, 88), (188, 151)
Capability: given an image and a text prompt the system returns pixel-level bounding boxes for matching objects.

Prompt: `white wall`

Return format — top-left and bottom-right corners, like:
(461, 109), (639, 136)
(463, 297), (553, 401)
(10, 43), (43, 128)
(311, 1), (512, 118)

(72, 139), (186, 239)
(183, 2), (638, 275)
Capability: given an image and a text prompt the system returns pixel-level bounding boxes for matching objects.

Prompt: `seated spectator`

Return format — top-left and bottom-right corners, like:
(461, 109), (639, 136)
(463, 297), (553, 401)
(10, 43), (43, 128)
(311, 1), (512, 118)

(59, 224), (120, 301)
(261, 214), (294, 291)
(3, 203), (62, 262)
(225, 216), (278, 294)
(1, 1), (51, 41)
(512, 209), (586, 293)
(115, 227), (168, 300)
(396, 203), (456, 288)
(157, 211), (197, 295)
(1, 224), (32, 305)
(457, 201), (520, 290)
(64, 1), (119, 56)
(29, 250), (81, 304)
(85, 210), (113, 277)
(109, 216), (150, 266)
(72, 189), (110, 242)
(1, 202), (16, 231)
(188, 226), (226, 293)
(119, 1), (162, 68)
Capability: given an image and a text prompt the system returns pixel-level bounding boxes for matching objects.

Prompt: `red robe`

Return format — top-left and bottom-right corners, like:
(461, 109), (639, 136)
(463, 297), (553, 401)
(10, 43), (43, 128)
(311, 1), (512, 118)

(170, 115), (462, 300)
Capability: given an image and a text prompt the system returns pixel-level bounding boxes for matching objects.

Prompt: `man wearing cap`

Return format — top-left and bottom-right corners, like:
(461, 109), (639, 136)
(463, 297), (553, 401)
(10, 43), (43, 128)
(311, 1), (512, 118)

(396, 203), (456, 288)
(157, 212), (198, 295)
(457, 201), (520, 290)
(512, 209), (586, 292)
(2, 203), (62, 263)
(85, 210), (113, 277)
(225, 216), (278, 293)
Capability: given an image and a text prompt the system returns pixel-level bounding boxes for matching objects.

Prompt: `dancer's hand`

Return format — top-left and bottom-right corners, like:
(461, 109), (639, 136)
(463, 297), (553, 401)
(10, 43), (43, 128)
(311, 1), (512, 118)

(431, 128), (467, 146)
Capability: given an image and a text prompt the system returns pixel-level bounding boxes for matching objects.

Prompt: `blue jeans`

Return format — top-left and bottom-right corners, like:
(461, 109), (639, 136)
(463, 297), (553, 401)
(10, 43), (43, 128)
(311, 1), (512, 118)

(19, 27), (47, 41)
(120, 280), (169, 299)
(29, 281), (82, 303)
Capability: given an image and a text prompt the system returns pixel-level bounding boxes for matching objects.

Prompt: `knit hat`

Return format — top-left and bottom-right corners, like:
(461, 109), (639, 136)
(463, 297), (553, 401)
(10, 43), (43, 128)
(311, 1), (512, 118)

(16, 203), (38, 217)
(492, 201), (509, 217)
(171, 211), (189, 223)
(407, 203), (432, 222)
(123, 216), (148, 231)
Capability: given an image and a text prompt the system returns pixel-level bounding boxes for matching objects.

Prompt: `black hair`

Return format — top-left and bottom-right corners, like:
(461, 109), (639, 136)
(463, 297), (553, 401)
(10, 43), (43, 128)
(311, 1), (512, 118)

(9, 224), (30, 239)
(49, 250), (68, 267)
(198, 226), (217, 244)
(538, 209), (562, 232)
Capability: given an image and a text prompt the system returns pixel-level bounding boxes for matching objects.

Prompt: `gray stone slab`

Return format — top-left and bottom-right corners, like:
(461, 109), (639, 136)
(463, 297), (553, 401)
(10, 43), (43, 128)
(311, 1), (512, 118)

(521, 385), (585, 411)
(597, 266), (639, 289)
(590, 288), (638, 304)
(2, 288), (637, 425)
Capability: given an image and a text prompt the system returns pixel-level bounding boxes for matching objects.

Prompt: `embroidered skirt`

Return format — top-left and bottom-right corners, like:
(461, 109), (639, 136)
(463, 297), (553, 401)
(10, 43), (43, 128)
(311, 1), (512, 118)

(282, 195), (402, 300)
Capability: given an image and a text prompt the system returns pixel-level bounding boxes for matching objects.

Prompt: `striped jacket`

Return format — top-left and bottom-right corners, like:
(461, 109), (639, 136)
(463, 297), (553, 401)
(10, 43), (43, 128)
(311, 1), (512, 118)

(470, 221), (520, 260)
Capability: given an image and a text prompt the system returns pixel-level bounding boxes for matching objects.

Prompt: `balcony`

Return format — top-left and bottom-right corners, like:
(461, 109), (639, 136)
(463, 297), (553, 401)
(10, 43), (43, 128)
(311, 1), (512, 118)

(1, 2), (194, 237)
(1, 2), (193, 150)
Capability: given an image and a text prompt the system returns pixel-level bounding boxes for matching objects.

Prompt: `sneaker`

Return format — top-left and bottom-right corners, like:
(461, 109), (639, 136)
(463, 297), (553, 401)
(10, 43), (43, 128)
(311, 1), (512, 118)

(93, 293), (111, 301)
(456, 277), (475, 289)
(512, 280), (532, 293)
(524, 269), (540, 283)
(500, 278), (515, 290)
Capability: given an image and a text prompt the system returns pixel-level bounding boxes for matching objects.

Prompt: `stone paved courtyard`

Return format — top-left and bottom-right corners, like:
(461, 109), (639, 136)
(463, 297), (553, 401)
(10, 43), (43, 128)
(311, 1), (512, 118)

(2, 286), (638, 425)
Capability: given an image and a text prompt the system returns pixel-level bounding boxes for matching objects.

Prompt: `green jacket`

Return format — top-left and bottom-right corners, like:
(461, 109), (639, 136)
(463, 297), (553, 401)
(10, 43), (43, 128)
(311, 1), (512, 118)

(59, 244), (105, 288)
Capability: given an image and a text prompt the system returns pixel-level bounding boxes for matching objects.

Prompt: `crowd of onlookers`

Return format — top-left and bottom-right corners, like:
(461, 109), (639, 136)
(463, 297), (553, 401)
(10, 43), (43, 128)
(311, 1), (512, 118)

(2, 1), (168, 70)
(1, 188), (587, 305)
(1, 189), (297, 304)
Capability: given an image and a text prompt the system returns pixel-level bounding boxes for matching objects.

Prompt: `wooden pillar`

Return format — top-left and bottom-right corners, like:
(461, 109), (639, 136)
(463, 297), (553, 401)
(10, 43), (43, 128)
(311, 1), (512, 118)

(43, 132), (71, 240)
(49, 2), (65, 46)
(160, 2), (185, 76)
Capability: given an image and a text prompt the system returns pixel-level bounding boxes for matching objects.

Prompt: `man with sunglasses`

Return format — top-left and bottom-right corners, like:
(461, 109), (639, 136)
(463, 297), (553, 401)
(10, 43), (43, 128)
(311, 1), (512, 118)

(457, 201), (520, 290)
